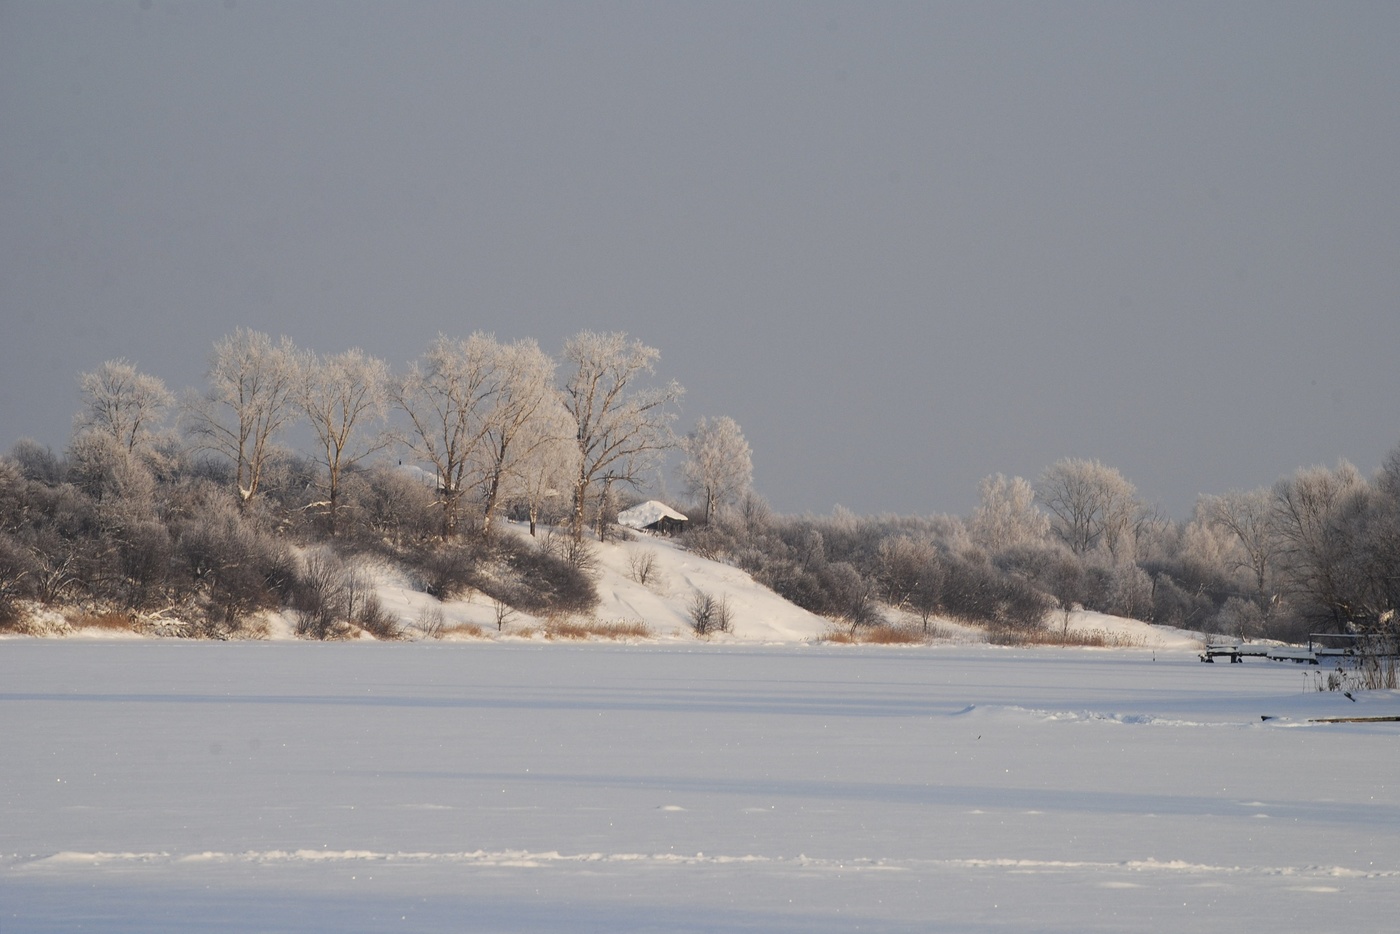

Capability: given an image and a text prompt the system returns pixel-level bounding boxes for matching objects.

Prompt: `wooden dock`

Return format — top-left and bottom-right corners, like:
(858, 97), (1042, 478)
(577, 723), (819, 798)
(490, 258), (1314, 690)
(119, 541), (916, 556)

(1199, 643), (1349, 664)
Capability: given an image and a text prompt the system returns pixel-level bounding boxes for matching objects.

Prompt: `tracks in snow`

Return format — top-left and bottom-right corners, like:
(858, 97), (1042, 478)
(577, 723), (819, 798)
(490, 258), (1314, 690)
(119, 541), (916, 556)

(12, 849), (1400, 881)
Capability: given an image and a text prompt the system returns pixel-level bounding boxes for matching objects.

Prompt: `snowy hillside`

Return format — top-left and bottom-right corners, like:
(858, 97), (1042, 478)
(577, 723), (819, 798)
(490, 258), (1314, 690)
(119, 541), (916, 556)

(5, 520), (1205, 650)
(337, 525), (834, 643)
(307, 523), (1201, 649)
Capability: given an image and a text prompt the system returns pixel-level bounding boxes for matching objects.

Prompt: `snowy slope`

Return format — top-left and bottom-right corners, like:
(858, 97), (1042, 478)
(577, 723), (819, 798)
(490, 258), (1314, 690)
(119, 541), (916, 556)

(3, 520), (1206, 649)
(339, 524), (834, 643)
(376, 524), (1200, 649)
(585, 531), (832, 642)
(1060, 608), (1204, 651)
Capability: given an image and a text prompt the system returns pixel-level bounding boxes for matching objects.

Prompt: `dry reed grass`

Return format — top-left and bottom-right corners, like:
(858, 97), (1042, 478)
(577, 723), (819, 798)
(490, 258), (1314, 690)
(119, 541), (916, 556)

(987, 626), (1145, 648)
(542, 618), (652, 640)
(67, 611), (137, 632)
(822, 624), (929, 645)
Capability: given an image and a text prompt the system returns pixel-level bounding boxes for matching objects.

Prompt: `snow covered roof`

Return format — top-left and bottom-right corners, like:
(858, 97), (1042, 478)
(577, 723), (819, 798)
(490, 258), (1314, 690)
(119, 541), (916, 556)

(395, 463), (438, 487)
(616, 500), (688, 530)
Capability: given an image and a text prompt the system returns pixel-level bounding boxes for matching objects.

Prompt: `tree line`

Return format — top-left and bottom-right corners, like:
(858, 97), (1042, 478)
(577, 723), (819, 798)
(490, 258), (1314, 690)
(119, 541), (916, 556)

(685, 454), (1400, 642)
(0, 326), (1395, 643)
(0, 329), (748, 636)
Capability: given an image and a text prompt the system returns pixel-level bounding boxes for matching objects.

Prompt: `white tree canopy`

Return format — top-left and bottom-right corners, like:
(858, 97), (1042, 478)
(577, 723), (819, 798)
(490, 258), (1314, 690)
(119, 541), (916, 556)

(75, 358), (174, 456)
(1035, 458), (1143, 562)
(1199, 487), (1277, 600)
(969, 473), (1048, 553)
(392, 333), (499, 537)
(560, 331), (683, 542)
(184, 329), (302, 506)
(679, 415), (753, 524)
(300, 347), (391, 534)
(473, 338), (559, 533)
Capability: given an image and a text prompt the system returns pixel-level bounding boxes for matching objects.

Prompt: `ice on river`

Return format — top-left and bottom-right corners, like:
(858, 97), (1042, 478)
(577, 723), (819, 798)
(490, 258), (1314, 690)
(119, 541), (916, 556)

(3, 641), (1397, 932)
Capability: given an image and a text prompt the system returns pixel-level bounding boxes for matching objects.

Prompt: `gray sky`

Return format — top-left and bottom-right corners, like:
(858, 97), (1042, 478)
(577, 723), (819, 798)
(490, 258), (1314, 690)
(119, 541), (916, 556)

(3, 0), (1398, 517)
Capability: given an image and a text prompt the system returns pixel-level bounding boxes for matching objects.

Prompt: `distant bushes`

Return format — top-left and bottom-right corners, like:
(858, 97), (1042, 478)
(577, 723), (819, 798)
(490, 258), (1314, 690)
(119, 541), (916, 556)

(473, 535), (599, 618)
(680, 502), (1052, 634)
(398, 533), (597, 618)
(8, 387), (1400, 649)
(0, 435), (596, 639)
(687, 589), (733, 636)
(290, 550), (397, 640)
(939, 556), (1053, 630)
(673, 440), (1400, 647)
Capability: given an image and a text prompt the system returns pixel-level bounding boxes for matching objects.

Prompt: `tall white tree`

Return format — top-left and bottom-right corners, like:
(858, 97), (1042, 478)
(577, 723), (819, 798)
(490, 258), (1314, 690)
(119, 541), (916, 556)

(510, 403), (578, 537)
(560, 331), (683, 543)
(300, 348), (391, 535)
(184, 329), (302, 507)
(968, 474), (1049, 553)
(1035, 458), (1143, 562)
(1200, 488), (1278, 603)
(474, 338), (559, 534)
(392, 333), (498, 537)
(75, 359), (174, 457)
(679, 416), (753, 524)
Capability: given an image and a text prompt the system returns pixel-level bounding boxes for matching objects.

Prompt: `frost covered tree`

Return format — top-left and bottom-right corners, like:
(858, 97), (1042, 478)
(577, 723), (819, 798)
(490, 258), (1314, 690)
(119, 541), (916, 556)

(1200, 488), (1278, 604)
(393, 334), (498, 538)
(1270, 461), (1367, 631)
(474, 338), (559, 534)
(66, 429), (155, 518)
(184, 329), (302, 508)
(876, 534), (943, 631)
(1327, 480), (1400, 631)
(560, 331), (682, 544)
(1350, 446), (1400, 625)
(1269, 457), (1400, 633)
(1036, 459), (1143, 562)
(969, 474), (1049, 553)
(299, 348), (391, 535)
(75, 359), (174, 457)
(510, 402), (578, 537)
(679, 416), (753, 524)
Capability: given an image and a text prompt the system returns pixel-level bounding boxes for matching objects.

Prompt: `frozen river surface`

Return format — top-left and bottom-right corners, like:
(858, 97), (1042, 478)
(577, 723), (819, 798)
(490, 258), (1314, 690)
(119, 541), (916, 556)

(3, 640), (1398, 932)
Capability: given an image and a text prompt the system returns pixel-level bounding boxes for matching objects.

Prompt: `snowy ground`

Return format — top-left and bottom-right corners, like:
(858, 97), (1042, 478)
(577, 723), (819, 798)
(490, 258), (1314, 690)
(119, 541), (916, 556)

(365, 526), (842, 644)
(3, 640), (1398, 933)
(333, 525), (1201, 652)
(7, 523), (1201, 653)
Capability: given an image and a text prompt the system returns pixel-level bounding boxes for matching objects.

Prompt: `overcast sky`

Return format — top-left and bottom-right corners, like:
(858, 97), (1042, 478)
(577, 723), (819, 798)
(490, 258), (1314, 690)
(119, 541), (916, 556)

(3, 1), (1398, 518)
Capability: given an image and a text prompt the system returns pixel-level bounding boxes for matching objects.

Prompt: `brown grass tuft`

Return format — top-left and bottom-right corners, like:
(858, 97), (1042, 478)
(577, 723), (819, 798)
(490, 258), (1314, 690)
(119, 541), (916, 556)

(987, 626), (1145, 648)
(821, 624), (928, 645)
(861, 624), (927, 645)
(544, 618), (652, 640)
(68, 611), (137, 632)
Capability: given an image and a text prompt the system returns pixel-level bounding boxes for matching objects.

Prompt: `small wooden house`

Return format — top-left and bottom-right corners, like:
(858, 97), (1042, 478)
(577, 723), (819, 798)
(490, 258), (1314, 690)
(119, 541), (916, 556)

(617, 500), (689, 535)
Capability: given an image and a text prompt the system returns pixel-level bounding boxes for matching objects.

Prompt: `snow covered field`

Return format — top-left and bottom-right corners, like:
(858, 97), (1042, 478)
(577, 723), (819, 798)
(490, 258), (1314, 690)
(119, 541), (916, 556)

(3, 640), (1398, 933)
